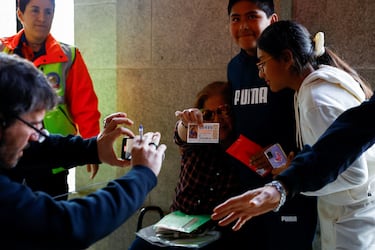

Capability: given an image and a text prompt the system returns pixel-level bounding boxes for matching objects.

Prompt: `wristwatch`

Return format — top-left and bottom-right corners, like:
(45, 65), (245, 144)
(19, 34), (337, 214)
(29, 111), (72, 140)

(265, 180), (286, 212)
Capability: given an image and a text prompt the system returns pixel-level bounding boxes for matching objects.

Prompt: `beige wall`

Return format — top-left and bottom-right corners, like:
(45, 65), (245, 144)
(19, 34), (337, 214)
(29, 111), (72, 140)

(73, 0), (375, 249)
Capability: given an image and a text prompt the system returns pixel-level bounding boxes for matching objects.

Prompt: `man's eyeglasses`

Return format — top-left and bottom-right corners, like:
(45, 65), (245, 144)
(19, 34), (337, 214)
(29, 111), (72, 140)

(201, 104), (231, 121)
(16, 116), (49, 143)
(256, 56), (273, 74)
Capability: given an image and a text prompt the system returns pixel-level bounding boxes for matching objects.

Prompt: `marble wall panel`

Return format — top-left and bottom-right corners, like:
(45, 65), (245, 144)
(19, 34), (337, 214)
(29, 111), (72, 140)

(117, 0), (152, 68)
(151, 0), (230, 68)
(75, 0), (119, 196)
(75, 0), (117, 68)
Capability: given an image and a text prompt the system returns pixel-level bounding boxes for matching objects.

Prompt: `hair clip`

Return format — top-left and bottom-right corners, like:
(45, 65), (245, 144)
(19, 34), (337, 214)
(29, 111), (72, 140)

(314, 32), (325, 57)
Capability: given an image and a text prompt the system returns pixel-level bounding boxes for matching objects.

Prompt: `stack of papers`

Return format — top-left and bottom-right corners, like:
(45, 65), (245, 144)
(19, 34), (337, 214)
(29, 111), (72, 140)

(136, 211), (221, 248)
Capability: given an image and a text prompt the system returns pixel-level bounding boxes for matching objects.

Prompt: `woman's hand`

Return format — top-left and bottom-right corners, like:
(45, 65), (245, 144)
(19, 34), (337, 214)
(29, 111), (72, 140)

(175, 108), (204, 126)
(271, 151), (295, 176)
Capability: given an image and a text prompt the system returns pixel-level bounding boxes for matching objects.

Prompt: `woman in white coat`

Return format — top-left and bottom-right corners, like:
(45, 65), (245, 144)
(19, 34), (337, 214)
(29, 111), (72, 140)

(256, 20), (375, 250)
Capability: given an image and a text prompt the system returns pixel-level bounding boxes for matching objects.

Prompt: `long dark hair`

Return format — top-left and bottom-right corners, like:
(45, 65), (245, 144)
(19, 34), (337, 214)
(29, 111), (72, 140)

(258, 20), (373, 98)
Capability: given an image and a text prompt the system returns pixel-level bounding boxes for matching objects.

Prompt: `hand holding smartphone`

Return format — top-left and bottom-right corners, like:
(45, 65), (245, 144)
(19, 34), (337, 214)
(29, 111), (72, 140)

(226, 135), (288, 177)
(121, 137), (133, 160)
(264, 143), (288, 169)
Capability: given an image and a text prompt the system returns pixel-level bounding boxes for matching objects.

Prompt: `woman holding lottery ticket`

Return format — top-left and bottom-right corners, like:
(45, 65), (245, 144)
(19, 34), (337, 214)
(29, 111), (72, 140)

(175, 82), (233, 145)
(129, 81), (243, 250)
(172, 81), (241, 216)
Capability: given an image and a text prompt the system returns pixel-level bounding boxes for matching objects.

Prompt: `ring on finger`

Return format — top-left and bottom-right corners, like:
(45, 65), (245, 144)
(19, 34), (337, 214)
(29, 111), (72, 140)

(148, 142), (158, 149)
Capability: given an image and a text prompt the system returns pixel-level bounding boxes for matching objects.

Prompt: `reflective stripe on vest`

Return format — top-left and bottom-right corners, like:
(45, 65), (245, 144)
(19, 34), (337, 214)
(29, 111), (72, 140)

(38, 43), (77, 136)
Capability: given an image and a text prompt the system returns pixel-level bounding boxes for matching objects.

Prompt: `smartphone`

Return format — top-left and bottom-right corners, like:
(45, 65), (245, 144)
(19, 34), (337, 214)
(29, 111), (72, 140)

(264, 143), (287, 169)
(121, 137), (133, 160)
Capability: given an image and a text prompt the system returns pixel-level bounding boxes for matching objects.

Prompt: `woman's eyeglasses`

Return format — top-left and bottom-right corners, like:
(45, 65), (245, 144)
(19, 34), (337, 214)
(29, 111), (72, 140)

(16, 116), (49, 143)
(201, 104), (231, 121)
(256, 56), (273, 74)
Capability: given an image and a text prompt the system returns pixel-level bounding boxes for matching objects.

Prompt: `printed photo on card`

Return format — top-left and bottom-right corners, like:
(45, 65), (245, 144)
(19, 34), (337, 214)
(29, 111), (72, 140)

(187, 123), (219, 143)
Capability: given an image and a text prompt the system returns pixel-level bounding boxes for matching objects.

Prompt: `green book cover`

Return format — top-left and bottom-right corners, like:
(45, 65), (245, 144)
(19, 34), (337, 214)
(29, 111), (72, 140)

(153, 210), (211, 234)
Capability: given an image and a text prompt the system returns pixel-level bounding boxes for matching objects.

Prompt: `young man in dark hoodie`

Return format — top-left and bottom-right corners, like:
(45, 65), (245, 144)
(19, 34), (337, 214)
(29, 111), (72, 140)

(224, 1), (317, 249)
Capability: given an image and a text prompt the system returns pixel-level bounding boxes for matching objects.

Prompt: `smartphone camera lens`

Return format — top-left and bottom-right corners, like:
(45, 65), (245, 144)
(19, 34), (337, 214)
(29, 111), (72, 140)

(266, 151), (273, 159)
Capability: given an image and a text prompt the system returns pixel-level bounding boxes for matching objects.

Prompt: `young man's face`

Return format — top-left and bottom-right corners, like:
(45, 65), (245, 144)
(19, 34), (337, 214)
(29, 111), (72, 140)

(0, 109), (45, 169)
(229, 1), (277, 56)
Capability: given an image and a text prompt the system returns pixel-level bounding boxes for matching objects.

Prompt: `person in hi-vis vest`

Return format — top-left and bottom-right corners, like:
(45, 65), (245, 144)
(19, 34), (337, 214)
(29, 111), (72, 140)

(0, 0), (101, 200)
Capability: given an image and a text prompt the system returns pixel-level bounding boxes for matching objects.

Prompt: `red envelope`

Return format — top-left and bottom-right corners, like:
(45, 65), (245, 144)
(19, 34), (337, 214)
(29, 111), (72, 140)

(226, 134), (269, 176)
